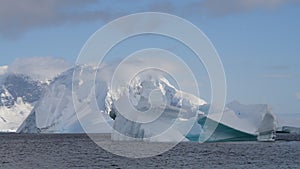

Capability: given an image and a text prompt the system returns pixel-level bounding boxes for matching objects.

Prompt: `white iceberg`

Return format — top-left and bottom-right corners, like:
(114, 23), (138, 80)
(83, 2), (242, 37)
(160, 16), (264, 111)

(18, 65), (277, 142)
(18, 66), (113, 133)
(107, 73), (277, 142)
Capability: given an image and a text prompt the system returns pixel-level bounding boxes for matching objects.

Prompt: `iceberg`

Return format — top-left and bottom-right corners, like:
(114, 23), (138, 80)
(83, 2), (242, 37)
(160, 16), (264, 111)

(108, 74), (206, 142)
(107, 73), (277, 142)
(188, 102), (277, 142)
(18, 65), (277, 142)
(18, 66), (113, 133)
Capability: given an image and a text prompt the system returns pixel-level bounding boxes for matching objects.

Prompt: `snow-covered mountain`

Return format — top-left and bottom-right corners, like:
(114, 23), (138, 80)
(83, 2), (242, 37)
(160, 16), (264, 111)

(0, 72), (45, 132)
(18, 65), (277, 142)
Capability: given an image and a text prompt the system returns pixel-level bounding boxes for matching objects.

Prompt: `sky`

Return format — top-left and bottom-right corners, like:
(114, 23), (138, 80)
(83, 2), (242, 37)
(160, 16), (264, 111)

(0, 0), (299, 126)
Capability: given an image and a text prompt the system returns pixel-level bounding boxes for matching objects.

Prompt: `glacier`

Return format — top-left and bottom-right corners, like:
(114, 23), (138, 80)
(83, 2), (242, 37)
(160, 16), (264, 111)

(17, 65), (277, 142)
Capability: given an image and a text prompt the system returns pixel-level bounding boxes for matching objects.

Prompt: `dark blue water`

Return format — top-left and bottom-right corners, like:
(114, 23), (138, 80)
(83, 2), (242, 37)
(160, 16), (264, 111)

(0, 133), (299, 169)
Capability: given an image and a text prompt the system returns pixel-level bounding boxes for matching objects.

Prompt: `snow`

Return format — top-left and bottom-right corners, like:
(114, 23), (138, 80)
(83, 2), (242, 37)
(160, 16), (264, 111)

(207, 101), (276, 135)
(0, 73), (44, 132)
(17, 64), (277, 142)
(19, 66), (113, 133)
(109, 74), (276, 142)
(196, 102), (277, 142)
(0, 96), (33, 132)
(108, 72), (206, 142)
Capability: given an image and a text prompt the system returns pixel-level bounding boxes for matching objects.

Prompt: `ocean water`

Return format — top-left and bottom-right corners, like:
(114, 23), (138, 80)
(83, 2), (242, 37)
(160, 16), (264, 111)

(0, 133), (299, 169)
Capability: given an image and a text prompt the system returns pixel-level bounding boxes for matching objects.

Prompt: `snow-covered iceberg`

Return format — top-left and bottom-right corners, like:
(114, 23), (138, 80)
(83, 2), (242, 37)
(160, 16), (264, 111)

(18, 65), (277, 142)
(108, 73), (206, 142)
(18, 66), (113, 133)
(107, 73), (276, 142)
(188, 101), (277, 142)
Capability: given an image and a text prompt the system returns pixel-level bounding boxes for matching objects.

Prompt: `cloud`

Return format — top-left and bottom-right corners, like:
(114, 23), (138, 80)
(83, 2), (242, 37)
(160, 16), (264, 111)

(0, 66), (8, 75)
(0, 0), (117, 39)
(144, 0), (300, 18)
(97, 52), (203, 96)
(268, 65), (291, 70)
(1, 0), (299, 38)
(296, 93), (300, 100)
(193, 0), (299, 16)
(8, 57), (70, 81)
(262, 73), (293, 79)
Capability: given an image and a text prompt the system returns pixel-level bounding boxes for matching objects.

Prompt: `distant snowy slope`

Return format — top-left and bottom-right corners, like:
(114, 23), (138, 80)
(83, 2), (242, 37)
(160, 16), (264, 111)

(0, 73), (45, 132)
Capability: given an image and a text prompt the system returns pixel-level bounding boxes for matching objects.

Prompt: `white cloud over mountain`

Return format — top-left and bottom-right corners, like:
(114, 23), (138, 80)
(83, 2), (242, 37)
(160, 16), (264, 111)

(7, 57), (70, 81)
(195, 0), (297, 16)
(0, 65), (8, 75)
(0, 0), (113, 39)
